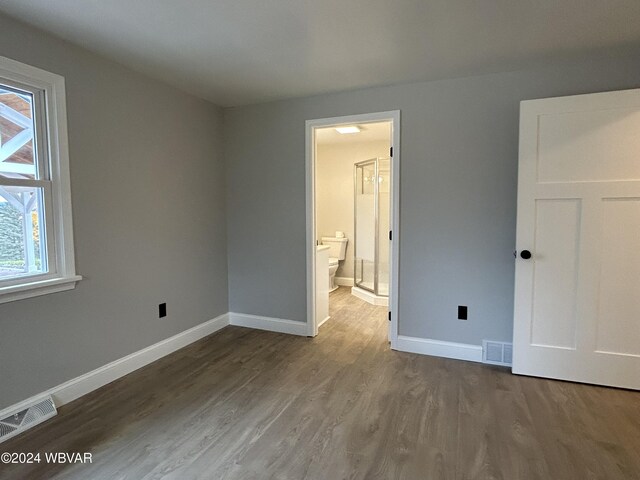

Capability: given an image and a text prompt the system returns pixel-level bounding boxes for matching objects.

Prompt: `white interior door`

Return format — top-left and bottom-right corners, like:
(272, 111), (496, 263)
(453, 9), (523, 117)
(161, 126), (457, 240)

(513, 88), (640, 390)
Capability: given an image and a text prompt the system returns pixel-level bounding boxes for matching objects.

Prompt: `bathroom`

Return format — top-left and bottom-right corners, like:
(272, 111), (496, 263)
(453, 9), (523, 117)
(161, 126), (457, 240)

(315, 121), (392, 326)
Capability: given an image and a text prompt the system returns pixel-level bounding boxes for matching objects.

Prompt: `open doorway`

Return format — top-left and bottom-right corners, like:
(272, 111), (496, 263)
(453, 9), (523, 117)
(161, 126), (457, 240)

(305, 111), (400, 345)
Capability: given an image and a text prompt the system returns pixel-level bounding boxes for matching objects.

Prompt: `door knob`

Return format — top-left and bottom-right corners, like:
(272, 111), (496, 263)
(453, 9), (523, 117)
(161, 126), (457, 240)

(520, 250), (532, 259)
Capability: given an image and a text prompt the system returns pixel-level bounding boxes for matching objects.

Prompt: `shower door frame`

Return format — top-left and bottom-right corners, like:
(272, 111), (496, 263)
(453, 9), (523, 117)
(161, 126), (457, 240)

(305, 110), (400, 347)
(353, 158), (380, 295)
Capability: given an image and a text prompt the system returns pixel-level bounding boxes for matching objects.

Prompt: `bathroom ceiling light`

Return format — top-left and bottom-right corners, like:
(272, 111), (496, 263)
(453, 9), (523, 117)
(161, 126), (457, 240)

(335, 126), (360, 134)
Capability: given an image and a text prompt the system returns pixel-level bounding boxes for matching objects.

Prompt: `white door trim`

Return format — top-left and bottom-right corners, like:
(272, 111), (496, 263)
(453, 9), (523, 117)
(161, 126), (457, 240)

(305, 110), (401, 347)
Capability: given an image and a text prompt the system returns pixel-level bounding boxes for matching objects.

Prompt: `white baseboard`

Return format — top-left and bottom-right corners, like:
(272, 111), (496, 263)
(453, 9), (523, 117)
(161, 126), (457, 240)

(395, 335), (483, 363)
(318, 315), (330, 327)
(0, 313), (229, 418)
(229, 312), (308, 336)
(1, 313), (482, 422)
(334, 276), (354, 287)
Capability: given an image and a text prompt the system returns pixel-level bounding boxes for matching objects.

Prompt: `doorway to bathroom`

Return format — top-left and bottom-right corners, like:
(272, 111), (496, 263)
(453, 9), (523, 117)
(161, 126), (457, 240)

(305, 111), (400, 346)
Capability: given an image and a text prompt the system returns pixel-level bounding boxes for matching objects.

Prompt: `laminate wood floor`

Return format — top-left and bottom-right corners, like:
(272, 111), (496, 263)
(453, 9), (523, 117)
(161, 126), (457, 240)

(2, 287), (640, 479)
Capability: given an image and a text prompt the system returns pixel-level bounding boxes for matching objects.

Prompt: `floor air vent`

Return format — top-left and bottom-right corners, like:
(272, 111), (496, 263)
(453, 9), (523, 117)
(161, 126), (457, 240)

(0, 396), (57, 443)
(482, 340), (513, 366)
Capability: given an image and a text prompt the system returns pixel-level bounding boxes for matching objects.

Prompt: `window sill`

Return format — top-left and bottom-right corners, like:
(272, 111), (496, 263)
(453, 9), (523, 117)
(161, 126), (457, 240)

(0, 275), (83, 304)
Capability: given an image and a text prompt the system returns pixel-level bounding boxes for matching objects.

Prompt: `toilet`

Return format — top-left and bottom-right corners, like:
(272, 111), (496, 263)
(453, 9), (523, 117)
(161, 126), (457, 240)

(321, 236), (348, 292)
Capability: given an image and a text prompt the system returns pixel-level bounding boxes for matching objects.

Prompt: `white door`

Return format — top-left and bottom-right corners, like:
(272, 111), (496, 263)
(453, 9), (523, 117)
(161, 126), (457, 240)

(513, 89), (640, 390)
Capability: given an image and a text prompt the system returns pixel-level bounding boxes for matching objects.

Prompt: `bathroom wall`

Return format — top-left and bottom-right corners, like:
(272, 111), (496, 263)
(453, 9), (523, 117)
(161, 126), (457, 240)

(316, 140), (389, 280)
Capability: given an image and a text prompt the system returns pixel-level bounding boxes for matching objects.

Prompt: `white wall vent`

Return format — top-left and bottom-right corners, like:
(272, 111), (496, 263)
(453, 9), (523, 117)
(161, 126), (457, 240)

(0, 396), (57, 443)
(482, 340), (513, 366)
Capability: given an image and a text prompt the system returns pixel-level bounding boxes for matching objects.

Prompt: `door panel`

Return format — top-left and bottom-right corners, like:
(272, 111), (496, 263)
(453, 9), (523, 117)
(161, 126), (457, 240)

(596, 198), (640, 356)
(531, 199), (581, 349)
(513, 88), (640, 389)
(537, 107), (640, 183)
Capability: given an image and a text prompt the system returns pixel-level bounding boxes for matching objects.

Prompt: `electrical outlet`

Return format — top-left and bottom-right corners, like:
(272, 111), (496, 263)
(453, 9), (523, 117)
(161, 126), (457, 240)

(457, 305), (468, 320)
(159, 303), (167, 318)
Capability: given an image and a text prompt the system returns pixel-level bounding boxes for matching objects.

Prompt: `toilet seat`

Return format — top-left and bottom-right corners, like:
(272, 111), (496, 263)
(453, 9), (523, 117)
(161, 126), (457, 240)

(329, 257), (339, 266)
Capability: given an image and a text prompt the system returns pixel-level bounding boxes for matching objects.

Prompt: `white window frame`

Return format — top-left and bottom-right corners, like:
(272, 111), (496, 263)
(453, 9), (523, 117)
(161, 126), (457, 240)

(0, 55), (81, 303)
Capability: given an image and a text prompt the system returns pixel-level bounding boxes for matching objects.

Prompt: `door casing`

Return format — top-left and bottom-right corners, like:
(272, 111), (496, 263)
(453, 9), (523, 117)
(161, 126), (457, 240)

(305, 111), (400, 342)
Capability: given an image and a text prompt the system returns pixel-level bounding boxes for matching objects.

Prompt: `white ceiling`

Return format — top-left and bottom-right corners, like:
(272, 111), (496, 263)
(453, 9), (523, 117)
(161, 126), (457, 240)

(316, 122), (390, 146)
(1, 1), (640, 107)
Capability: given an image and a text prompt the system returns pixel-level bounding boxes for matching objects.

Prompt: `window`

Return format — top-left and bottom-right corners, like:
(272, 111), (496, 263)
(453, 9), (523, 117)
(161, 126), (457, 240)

(0, 56), (80, 303)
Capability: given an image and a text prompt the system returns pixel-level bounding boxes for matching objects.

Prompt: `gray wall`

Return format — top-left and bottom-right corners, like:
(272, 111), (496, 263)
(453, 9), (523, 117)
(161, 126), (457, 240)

(225, 54), (640, 345)
(0, 15), (228, 410)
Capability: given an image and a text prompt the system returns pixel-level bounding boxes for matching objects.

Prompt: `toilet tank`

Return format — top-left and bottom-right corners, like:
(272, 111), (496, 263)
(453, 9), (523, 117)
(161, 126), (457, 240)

(321, 237), (348, 260)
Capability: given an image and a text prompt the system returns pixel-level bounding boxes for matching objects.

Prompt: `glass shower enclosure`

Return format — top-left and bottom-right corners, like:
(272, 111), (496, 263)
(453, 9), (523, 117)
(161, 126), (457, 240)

(354, 157), (390, 297)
